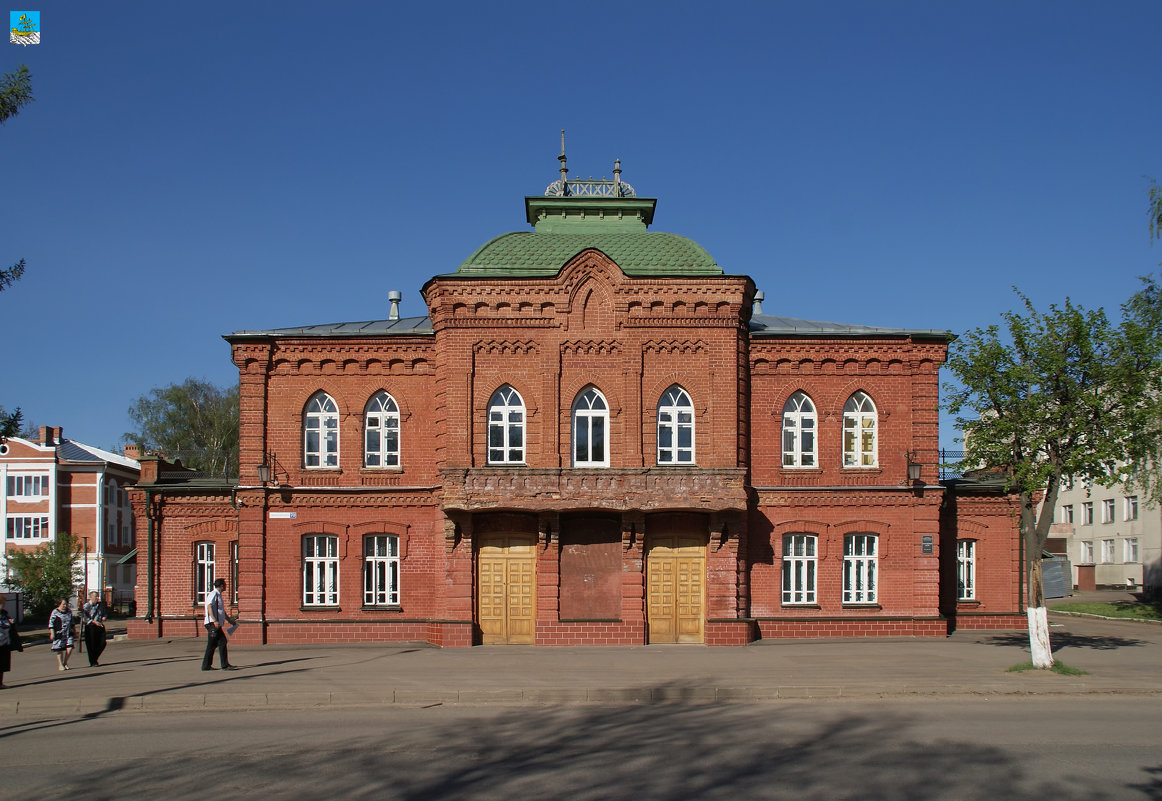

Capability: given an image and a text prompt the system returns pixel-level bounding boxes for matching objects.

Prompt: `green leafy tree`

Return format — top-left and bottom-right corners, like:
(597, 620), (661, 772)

(125, 378), (239, 477)
(2, 67), (33, 292)
(6, 531), (83, 618)
(944, 282), (1162, 667)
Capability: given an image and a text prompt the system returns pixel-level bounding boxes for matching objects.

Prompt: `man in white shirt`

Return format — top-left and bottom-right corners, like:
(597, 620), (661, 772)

(201, 578), (237, 671)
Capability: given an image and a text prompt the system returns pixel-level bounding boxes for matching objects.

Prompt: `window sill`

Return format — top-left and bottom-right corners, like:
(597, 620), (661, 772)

(361, 605), (403, 612)
(359, 466), (403, 473)
(840, 467), (882, 473)
(779, 604), (820, 609)
(841, 603), (882, 610)
(956, 599), (980, 606)
(299, 606), (341, 612)
(780, 467), (823, 474)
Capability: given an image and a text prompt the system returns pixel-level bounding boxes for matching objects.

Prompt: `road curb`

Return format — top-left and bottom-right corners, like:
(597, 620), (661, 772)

(8, 684), (1162, 715)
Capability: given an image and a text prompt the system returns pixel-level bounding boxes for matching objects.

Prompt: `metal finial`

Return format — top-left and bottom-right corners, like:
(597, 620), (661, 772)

(558, 129), (568, 195)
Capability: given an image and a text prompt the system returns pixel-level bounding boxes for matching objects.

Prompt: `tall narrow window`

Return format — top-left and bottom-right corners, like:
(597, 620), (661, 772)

(657, 386), (694, 464)
(843, 534), (878, 603)
(304, 392), (340, 468)
(364, 535), (400, 606)
(781, 534), (817, 604)
(194, 542), (215, 605)
(1124, 496), (1139, 521)
(487, 385), (525, 464)
(1061, 504), (1074, 524)
(572, 387), (609, 467)
(303, 535), (339, 606)
(782, 391), (817, 468)
(1081, 502), (1093, 525)
(843, 392), (878, 467)
(1102, 499), (1115, 524)
(364, 391), (401, 467)
(957, 540), (976, 600)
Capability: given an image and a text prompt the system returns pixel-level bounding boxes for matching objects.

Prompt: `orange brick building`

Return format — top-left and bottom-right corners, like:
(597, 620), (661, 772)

(127, 158), (1023, 646)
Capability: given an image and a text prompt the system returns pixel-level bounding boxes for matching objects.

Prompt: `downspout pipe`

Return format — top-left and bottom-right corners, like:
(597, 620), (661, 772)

(144, 487), (156, 623)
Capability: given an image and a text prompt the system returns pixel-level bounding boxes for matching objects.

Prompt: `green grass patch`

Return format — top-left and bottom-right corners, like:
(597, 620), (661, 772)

(1049, 600), (1162, 621)
(1007, 661), (1088, 675)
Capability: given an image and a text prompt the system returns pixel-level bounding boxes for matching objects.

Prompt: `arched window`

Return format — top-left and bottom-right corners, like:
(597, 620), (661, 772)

(304, 392), (339, 468)
(572, 387), (609, 467)
(487, 385), (525, 464)
(364, 391), (400, 468)
(657, 386), (694, 464)
(842, 391), (878, 468)
(782, 391), (817, 468)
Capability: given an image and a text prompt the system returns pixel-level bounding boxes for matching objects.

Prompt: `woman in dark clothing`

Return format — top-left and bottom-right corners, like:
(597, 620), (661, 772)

(82, 591), (107, 666)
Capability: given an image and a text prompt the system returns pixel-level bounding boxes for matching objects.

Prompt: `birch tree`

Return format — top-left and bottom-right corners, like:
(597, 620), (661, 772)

(945, 282), (1162, 667)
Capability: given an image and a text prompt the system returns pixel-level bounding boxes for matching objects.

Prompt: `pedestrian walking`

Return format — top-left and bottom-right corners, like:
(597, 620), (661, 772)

(201, 578), (237, 671)
(82, 591), (107, 667)
(0, 596), (22, 688)
(48, 598), (75, 671)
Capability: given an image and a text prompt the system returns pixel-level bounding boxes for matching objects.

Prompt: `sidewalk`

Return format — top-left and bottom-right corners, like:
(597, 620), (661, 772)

(1, 613), (1158, 716)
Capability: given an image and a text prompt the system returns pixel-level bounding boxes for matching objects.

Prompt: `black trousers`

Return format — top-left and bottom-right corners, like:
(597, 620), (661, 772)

(201, 623), (229, 669)
(84, 623), (106, 666)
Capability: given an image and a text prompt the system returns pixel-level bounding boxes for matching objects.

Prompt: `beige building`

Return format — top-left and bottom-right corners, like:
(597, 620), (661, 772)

(1051, 475), (1160, 595)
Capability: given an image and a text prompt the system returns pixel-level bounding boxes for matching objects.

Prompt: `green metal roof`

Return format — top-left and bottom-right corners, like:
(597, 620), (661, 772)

(456, 231), (722, 277)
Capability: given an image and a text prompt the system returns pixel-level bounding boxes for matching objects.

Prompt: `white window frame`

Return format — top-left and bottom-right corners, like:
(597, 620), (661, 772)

(572, 387), (610, 467)
(1100, 538), (1115, 564)
(304, 392), (340, 468)
(194, 542), (215, 605)
(657, 385), (695, 464)
(303, 534), (339, 606)
(364, 391), (401, 468)
(843, 534), (878, 604)
(781, 534), (817, 604)
(363, 534), (400, 606)
(782, 391), (817, 468)
(6, 474), (49, 499)
(1124, 538), (1139, 563)
(843, 391), (878, 468)
(1101, 498), (1115, 524)
(1080, 540), (1094, 563)
(487, 385), (525, 465)
(1081, 502), (1093, 526)
(1124, 496), (1138, 521)
(6, 515), (49, 540)
(1061, 504), (1074, 524)
(957, 540), (976, 601)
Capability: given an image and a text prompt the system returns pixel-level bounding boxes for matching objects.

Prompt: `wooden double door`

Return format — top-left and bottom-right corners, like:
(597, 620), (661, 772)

(477, 533), (536, 644)
(646, 533), (706, 644)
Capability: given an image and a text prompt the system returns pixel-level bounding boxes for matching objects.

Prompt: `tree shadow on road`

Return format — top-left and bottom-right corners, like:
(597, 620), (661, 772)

(984, 632), (1147, 652)
(22, 683), (1154, 801)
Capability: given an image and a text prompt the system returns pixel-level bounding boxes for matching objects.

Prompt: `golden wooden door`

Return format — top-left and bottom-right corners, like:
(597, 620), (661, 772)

(646, 534), (705, 644)
(478, 533), (536, 644)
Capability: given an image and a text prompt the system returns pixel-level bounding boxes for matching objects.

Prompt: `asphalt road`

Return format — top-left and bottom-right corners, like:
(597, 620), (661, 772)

(4, 696), (1160, 800)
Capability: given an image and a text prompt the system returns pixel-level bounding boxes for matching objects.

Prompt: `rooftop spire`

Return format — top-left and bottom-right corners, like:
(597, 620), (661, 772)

(558, 129), (569, 196)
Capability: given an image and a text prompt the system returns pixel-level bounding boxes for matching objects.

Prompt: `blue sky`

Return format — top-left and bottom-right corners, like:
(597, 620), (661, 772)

(2, 1), (1160, 451)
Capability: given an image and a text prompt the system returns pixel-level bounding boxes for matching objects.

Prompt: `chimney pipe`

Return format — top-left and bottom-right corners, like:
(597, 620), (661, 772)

(752, 290), (765, 316)
(387, 290), (402, 321)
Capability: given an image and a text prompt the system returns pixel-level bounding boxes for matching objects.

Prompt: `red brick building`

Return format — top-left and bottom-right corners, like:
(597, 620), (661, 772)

(127, 159), (1023, 646)
(2, 426), (139, 608)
